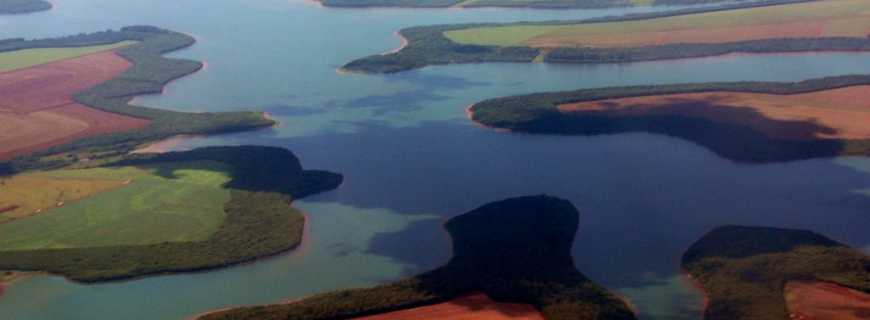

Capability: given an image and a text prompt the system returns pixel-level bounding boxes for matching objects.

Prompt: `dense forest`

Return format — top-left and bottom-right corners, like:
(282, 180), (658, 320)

(199, 196), (635, 320)
(0, 146), (343, 283)
(682, 226), (869, 320)
(0, 0), (51, 14)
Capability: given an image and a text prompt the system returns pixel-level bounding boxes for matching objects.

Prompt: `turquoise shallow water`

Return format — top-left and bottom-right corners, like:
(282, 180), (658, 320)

(2, 1), (870, 319)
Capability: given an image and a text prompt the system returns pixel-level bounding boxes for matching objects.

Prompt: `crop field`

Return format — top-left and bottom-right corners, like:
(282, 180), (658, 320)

(0, 41), (135, 73)
(354, 293), (545, 320)
(0, 161), (233, 251)
(0, 50), (150, 160)
(558, 85), (870, 140)
(446, 0), (870, 47)
(785, 281), (870, 320)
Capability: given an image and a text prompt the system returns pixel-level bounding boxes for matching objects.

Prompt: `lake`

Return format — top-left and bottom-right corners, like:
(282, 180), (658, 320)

(2, 0), (870, 319)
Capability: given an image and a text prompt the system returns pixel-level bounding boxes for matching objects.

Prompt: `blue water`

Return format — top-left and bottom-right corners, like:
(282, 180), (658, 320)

(2, 1), (870, 319)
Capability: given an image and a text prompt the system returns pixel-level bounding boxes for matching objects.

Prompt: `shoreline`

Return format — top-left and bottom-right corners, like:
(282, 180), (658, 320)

(383, 31), (408, 55)
(464, 104), (511, 133)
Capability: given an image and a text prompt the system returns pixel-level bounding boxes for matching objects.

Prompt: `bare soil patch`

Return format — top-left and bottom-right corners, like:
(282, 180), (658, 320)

(785, 281), (870, 320)
(558, 86), (870, 140)
(0, 50), (149, 160)
(354, 293), (544, 320)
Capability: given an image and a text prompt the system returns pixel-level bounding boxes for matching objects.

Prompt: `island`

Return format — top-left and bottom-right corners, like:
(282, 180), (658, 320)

(342, 0), (870, 73)
(197, 195), (636, 320)
(315, 0), (750, 9)
(468, 75), (870, 162)
(0, 26), (275, 172)
(682, 225), (869, 320)
(0, 0), (51, 14)
(0, 146), (343, 283)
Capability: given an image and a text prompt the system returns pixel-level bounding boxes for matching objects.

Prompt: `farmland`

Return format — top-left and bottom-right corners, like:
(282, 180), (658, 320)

(0, 161), (232, 251)
(317, 0), (740, 9)
(468, 75), (870, 162)
(0, 41), (134, 73)
(0, 50), (150, 160)
(0, 27), (275, 171)
(681, 226), (869, 320)
(557, 86), (870, 141)
(343, 0), (870, 73)
(353, 293), (545, 320)
(784, 281), (870, 320)
(0, 146), (343, 282)
(445, 0), (870, 47)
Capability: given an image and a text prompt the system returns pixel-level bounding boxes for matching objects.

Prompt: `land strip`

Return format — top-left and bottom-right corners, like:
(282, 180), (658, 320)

(0, 26), (275, 172)
(340, 0), (870, 73)
(682, 226), (869, 320)
(0, 146), (343, 283)
(198, 196), (635, 320)
(469, 75), (870, 162)
(316, 0), (756, 9)
(0, 0), (51, 14)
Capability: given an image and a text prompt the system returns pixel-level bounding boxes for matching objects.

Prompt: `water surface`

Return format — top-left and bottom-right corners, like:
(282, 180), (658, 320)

(2, 1), (870, 319)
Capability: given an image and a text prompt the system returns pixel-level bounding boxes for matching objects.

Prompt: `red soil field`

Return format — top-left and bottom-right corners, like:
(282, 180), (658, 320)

(558, 86), (870, 140)
(354, 293), (544, 320)
(0, 51), (150, 160)
(785, 281), (870, 320)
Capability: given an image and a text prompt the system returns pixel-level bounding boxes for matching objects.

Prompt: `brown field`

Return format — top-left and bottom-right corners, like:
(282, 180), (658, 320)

(0, 50), (150, 160)
(527, 0), (870, 48)
(354, 293), (544, 320)
(558, 86), (870, 140)
(785, 281), (870, 320)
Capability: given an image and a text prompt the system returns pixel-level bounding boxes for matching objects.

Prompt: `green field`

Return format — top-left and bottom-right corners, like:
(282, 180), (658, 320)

(0, 161), (232, 251)
(445, 0), (870, 47)
(0, 41), (135, 73)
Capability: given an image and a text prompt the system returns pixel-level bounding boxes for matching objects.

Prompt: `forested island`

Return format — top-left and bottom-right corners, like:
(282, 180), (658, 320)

(317, 0), (754, 9)
(0, 0), (51, 14)
(0, 26), (276, 173)
(0, 146), (343, 283)
(682, 226), (869, 320)
(469, 75), (870, 162)
(198, 195), (636, 320)
(341, 0), (870, 73)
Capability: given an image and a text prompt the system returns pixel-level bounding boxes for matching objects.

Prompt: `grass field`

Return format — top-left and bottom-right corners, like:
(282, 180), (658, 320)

(0, 161), (232, 251)
(0, 41), (135, 73)
(446, 0), (870, 47)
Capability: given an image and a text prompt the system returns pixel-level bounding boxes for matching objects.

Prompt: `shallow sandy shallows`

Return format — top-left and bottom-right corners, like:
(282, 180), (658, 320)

(0, 50), (150, 160)
(785, 281), (870, 320)
(354, 293), (544, 320)
(558, 86), (870, 140)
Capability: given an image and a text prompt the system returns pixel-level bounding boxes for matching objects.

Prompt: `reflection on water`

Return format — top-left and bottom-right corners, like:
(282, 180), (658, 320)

(2, 0), (870, 319)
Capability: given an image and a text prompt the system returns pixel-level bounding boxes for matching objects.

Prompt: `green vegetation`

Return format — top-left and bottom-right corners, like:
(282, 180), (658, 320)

(0, 41), (135, 73)
(318, 0), (755, 9)
(0, 146), (343, 282)
(469, 75), (870, 162)
(0, 0), (51, 14)
(199, 195), (635, 320)
(0, 162), (233, 250)
(0, 26), (276, 173)
(341, 0), (870, 73)
(682, 225), (869, 320)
